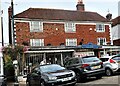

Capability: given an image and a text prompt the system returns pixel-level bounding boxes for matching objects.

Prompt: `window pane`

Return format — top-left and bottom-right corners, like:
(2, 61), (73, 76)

(96, 24), (105, 32)
(65, 23), (76, 32)
(30, 39), (44, 46)
(66, 39), (77, 46)
(30, 21), (43, 32)
(97, 38), (106, 45)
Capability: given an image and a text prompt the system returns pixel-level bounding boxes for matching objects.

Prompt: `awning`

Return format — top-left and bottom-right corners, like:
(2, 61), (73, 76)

(81, 42), (100, 49)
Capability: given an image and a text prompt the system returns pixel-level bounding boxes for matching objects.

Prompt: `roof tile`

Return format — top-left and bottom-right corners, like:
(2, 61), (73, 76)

(15, 8), (109, 22)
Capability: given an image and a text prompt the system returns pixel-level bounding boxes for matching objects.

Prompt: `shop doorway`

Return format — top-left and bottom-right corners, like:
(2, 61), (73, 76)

(46, 53), (62, 65)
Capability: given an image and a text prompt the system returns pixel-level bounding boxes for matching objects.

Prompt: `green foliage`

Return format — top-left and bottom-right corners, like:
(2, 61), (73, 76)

(4, 55), (12, 63)
(4, 61), (13, 70)
(2, 45), (25, 81)
(3, 45), (24, 60)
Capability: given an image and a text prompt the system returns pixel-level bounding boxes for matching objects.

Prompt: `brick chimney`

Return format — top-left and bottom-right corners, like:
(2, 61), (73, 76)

(76, 0), (85, 12)
(106, 13), (112, 20)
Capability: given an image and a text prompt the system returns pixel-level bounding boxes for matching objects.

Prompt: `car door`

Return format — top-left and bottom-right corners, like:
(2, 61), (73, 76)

(65, 58), (81, 70)
(30, 68), (41, 86)
(112, 56), (120, 68)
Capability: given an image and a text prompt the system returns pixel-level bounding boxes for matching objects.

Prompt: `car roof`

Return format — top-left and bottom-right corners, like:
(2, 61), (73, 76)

(33, 64), (62, 69)
(100, 55), (116, 59)
(81, 55), (97, 58)
(40, 64), (60, 66)
(67, 55), (97, 59)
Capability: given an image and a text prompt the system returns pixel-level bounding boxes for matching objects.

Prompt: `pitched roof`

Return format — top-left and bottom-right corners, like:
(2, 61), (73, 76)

(14, 8), (109, 22)
(111, 16), (120, 26)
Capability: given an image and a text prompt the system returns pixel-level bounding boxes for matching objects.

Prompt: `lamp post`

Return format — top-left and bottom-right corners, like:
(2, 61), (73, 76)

(11, 0), (18, 85)
(11, 0), (15, 47)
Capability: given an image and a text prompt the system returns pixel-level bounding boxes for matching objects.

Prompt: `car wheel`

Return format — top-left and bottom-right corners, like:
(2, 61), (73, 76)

(1, 82), (7, 86)
(76, 72), (86, 82)
(41, 80), (47, 86)
(105, 68), (113, 76)
(76, 72), (81, 82)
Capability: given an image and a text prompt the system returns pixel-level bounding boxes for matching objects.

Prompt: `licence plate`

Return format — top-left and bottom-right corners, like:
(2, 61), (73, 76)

(92, 65), (101, 69)
(62, 77), (70, 82)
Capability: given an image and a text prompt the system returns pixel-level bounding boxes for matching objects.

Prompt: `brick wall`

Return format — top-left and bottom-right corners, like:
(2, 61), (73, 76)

(15, 22), (110, 46)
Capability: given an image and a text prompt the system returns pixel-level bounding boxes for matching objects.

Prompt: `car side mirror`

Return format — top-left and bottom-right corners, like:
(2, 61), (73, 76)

(37, 71), (41, 75)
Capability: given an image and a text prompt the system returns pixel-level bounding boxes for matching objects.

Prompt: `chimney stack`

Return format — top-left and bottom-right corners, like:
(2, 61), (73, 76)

(76, 0), (85, 12)
(106, 13), (112, 20)
(106, 10), (112, 20)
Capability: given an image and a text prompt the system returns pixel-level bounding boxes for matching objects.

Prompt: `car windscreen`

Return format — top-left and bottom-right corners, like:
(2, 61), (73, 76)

(82, 56), (101, 63)
(112, 56), (120, 62)
(40, 64), (65, 73)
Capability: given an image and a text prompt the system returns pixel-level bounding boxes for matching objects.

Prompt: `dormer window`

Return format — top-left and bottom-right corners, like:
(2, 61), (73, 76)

(65, 22), (76, 33)
(30, 21), (43, 32)
(96, 24), (105, 32)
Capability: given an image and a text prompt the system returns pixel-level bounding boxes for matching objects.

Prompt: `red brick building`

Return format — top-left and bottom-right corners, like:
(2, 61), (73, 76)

(9, 0), (112, 47)
(7, 1), (114, 74)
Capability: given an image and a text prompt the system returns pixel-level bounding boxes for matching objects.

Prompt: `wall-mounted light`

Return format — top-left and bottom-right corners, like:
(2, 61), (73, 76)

(56, 28), (58, 30)
(89, 28), (92, 31)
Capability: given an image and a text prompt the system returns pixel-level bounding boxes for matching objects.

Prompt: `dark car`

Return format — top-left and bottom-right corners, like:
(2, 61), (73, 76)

(64, 56), (105, 82)
(26, 64), (76, 86)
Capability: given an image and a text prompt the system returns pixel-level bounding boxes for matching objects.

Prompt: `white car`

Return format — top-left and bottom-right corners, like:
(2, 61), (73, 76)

(100, 55), (120, 76)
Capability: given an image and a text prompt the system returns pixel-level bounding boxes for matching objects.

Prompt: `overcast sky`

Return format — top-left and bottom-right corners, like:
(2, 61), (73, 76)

(1, 0), (120, 44)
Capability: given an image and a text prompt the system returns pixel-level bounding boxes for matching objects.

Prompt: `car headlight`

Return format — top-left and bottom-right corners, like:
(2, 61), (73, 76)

(48, 76), (57, 81)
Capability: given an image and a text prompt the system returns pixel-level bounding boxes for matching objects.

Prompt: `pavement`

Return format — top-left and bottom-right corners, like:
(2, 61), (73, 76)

(7, 76), (27, 86)
(7, 81), (26, 86)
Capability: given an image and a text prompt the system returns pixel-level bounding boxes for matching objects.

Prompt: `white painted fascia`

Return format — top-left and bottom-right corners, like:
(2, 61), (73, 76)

(25, 49), (75, 53)
(102, 45), (120, 49)
(14, 18), (111, 25)
(109, 24), (113, 45)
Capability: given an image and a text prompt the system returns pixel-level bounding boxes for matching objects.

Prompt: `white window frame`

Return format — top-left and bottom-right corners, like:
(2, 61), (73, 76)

(0, 53), (3, 75)
(97, 38), (106, 45)
(65, 22), (76, 33)
(66, 38), (77, 46)
(96, 23), (105, 32)
(0, 57), (1, 74)
(30, 39), (44, 46)
(30, 21), (43, 32)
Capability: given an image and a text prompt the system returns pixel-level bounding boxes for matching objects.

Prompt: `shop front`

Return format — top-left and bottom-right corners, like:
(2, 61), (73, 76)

(23, 49), (74, 74)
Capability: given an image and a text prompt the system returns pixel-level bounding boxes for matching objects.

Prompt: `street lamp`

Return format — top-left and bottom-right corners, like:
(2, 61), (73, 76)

(13, 60), (19, 86)
(11, 0), (15, 47)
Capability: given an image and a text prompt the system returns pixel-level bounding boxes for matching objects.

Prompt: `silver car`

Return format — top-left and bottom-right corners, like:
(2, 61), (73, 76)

(100, 55), (120, 76)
